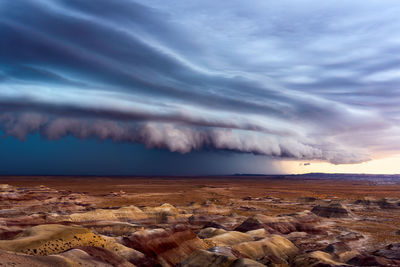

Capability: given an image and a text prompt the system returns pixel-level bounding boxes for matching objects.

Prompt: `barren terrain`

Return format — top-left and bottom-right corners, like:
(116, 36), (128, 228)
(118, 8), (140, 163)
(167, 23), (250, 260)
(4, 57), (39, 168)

(0, 176), (400, 266)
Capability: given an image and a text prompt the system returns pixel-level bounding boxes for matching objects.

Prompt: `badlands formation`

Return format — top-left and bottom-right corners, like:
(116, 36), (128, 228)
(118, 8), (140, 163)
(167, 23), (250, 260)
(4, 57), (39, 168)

(0, 177), (400, 266)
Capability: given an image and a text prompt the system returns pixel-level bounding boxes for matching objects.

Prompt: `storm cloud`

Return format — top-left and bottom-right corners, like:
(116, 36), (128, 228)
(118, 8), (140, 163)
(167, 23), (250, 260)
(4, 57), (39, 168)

(1, 0), (400, 164)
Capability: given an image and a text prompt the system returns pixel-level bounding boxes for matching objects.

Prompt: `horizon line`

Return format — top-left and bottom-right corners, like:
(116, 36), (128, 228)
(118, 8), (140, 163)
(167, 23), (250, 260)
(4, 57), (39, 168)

(0, 172), (399, 178)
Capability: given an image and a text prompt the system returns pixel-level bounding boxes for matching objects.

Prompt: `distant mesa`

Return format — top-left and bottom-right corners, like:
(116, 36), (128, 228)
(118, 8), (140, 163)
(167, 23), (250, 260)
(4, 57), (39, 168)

(298, 196), (318, 203)
(311, 203), (351, 218)
(377, 198), (400, 209)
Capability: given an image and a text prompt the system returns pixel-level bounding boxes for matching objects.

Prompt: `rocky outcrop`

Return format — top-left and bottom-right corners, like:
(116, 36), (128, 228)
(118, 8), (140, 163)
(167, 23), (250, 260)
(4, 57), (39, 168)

(194, 203), (232, 215)
(230, 258), (266, 267)
(0, 226), (23, 240)
(180, 235), (297, 266)
(49, 205), (148, 223)
(207, 246), (245, 258)
(123, 224), (208, 267)
(377, 198), (400, 209)
(293, 251), (347, 266)
(178, 249), (237, 267)
(1, 214), (47, 227)
(188, 214), (241, 230)
(234, 211), (321, 234)
(232, 235), (298, 265)
(322, 242), (357, 263)
(197, 227), (227, 239)
(347, 252), (400, 266)
(311, 203), (351, 218)
(245, 229), (268, 240)
(0, 247), (136, 267)
(338, 231), (364, 242)
(73, 246), (135, 267)
(323, 242), (351, 255)
(205, 231), (254, 246)
(0, 224), (107, 255)
(298, 196), (318, 203)
(94, 235), (153, 266)
(233, 215), (275, 233)
(59, 248), (135, 267)
(373, 243), (400, 260)
(0, 249), (76, 267)
(0, 224), (146, 265)
(79, 221), (144, 236)
(49, 203), (190, 226)
(178, 249), (265, 267)
(202, 221), (228, 230)
(143, 203), (189, 224)
(354, 197), (375, 206)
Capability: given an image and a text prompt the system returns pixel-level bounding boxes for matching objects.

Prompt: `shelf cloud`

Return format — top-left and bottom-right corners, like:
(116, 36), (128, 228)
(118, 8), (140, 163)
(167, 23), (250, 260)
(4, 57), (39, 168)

(1, 0), (400, 165)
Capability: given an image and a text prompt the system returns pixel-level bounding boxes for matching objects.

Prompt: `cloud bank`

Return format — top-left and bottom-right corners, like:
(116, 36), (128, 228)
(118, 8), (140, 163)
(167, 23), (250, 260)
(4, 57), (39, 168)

(1, 0), (400, 164)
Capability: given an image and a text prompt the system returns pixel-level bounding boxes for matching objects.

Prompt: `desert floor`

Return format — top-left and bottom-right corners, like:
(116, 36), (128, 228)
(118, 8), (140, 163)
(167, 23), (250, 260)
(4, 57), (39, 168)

(0, 176), (400, 266)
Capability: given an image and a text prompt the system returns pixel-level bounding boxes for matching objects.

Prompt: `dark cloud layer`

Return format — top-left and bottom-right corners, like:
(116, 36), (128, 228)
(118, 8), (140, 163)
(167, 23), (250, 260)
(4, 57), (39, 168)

(1, 0), (400, 165)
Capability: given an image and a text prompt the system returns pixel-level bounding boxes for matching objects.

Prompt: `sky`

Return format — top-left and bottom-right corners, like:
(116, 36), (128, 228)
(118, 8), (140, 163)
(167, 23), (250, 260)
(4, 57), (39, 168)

(1, 0), (400, 175)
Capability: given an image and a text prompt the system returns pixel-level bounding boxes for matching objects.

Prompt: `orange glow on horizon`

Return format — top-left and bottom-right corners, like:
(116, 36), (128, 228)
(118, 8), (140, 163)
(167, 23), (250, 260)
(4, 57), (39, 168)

(279, 154), (400, 174)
